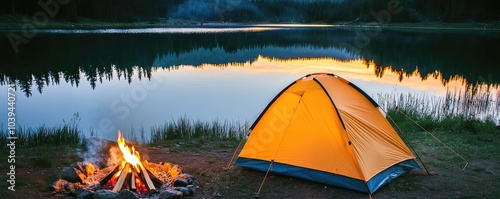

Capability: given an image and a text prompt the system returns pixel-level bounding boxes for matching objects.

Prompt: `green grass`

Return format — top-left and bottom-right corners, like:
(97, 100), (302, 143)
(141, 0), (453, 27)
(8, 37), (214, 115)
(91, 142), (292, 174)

(378, 88), (499, 172)
(0, 124), (85, 148)
(148, 134), (242, 153)
(0, 113), (86, 148)
(150, 116), (246, 143)
(378, 87), (499, 129)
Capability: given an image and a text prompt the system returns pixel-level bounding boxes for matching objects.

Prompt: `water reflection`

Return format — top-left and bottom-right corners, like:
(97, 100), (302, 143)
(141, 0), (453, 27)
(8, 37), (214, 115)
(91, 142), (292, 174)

(1, 29), (498, 98)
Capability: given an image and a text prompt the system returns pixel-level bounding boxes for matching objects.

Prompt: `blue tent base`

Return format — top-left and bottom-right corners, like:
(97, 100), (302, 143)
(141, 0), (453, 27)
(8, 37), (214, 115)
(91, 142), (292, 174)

(235, 158), (420, 194)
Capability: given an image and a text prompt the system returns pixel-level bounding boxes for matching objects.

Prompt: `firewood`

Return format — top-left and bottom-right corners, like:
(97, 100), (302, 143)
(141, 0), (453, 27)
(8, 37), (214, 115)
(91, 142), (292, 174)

(145, 168), (164, 187)
(99, 164), (120, 186)
(112, 163), (131, 192)
(124, 171), (131, 190)
(139, 164), (156, 193)
(130, 172), (136, 190)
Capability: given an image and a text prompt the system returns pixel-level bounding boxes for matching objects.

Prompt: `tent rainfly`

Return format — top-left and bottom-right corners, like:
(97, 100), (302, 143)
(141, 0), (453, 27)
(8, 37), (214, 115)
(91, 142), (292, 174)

(235, 73), (421, 194)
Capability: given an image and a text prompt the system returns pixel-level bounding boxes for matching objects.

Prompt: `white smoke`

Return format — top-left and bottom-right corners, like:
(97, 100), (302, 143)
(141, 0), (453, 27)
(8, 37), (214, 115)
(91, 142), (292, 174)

(77, 137), (120, 168)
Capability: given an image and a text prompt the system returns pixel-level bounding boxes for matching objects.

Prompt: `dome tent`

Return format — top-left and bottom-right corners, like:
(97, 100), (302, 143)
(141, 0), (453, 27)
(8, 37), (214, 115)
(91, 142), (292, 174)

(236, 73), (421, 194)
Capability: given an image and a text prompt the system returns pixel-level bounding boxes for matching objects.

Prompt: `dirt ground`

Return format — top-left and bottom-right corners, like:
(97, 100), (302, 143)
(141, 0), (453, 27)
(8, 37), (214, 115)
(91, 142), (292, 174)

(3, 139), (499, 199)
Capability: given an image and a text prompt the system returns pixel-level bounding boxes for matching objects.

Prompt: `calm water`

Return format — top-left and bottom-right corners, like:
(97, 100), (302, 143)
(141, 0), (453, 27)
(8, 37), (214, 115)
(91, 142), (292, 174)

(1, 26), (499, 140)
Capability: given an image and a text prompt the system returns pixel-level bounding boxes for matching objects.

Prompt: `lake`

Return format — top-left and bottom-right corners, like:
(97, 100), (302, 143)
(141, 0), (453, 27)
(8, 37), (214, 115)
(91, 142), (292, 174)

(1, 26), (499, 141)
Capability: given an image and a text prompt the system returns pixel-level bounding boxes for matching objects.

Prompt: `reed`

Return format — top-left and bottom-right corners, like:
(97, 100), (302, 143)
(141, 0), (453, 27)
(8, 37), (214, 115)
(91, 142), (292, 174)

(377, 86), (500, 133)
(149, 116), (245, 143)
(0, 124), (85, 148)
(378, 86), (499, 122)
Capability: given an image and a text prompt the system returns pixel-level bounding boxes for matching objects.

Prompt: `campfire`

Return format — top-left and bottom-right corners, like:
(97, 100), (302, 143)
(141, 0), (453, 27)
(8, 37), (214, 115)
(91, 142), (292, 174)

(50, 131), (197, 199)
(99, 131), (163, 193)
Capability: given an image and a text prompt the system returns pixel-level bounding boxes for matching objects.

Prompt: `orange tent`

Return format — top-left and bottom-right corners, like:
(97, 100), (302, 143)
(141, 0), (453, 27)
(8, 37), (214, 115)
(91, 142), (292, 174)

(236, 73), (420, 194)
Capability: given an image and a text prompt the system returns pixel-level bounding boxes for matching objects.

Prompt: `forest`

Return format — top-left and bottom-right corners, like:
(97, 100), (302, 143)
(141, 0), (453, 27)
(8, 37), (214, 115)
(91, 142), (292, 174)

(0, 0), (498, 24)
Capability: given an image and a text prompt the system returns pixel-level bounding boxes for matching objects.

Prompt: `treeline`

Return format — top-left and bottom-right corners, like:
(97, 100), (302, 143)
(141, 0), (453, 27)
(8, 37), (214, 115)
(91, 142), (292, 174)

(0, 0), (498, 23)
(0, 0), (183, 22)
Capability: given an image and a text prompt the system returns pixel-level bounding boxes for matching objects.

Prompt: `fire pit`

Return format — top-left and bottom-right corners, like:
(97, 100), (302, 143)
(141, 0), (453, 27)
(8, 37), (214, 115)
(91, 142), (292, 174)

(50, 131), (197, 199)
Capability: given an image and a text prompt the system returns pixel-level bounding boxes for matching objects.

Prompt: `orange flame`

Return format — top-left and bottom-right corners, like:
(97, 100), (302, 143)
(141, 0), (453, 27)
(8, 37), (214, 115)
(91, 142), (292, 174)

(117, 131), (143, 172)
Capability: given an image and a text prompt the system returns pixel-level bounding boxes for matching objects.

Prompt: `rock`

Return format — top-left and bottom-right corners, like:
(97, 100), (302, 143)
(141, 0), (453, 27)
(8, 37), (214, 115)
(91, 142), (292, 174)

(119, 189), (139, 199)
(92, 190), (120, 199)
(212, 192), (223, 198)
(70, 188), (85, 197)
(173, 177), (188, 187)
(174, 187), (190, 196)
(179, 173), (196, 185)
(158, 189), (183, 199)
(76, 190), (94, 199)
(186, 185), (196, 195)
(61, 167), (87, 183)
(88, 184), (102, 191)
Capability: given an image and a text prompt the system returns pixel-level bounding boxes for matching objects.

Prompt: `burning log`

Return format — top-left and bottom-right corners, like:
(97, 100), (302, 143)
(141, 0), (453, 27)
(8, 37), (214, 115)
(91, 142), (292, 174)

(99, 164), (120, 186)
(139, 164), (156, 193)
(130, 172), (136, 190)
(112, 163), (131, 192)
(99, 162), (162, 194)
(146, 167), (164, 187)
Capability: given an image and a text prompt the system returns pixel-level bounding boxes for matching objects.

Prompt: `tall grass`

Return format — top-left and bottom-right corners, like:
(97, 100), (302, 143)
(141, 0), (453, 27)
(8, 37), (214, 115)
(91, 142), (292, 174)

(0, 113), (85, 148)
(377, 87), (500, 135)
(0, 124), (85, 148)
(150, 116), (246, 143)
(377, 86), (500, 125)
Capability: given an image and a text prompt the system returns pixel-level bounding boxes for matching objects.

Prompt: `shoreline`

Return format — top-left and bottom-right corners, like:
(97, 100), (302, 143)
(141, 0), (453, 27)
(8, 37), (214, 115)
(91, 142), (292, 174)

(0, 15), (499, 33)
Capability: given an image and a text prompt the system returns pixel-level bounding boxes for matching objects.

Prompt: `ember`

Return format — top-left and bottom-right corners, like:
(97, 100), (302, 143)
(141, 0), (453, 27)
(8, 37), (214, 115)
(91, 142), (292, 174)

(51, 131), (197, 199)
